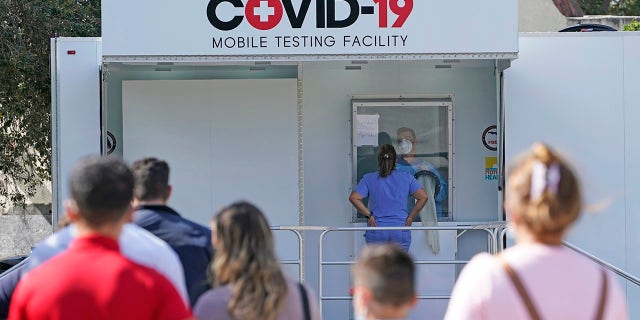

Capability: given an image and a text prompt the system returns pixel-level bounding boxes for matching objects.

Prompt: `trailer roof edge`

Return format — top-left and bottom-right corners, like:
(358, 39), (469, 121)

(102, 52), (517, 64)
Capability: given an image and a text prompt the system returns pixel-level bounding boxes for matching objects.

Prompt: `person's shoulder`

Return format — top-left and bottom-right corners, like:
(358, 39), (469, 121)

(29, 225), (76, 261)
(362, 171), (380, 180)
(196, 285), (230, 303)
(19, 251), (72, 289)
(193, 286), (232, 317)
(459, 253), (501, 279)
(120, 223), (179, 258)
(177, 215), (211, 237)
(123, 258), (175, 286)
(286, 279), (317, 301)
(392, 169), (416, 180)
(122, 223), (168, 246)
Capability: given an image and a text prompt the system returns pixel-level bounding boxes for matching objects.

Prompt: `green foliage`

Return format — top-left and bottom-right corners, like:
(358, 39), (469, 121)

(0, 0), (100, 207)
(579, 0), (611, 15)
(579, 0), (640, 15)
(611, 0), (640, 16)
(623, 20), (640, 30)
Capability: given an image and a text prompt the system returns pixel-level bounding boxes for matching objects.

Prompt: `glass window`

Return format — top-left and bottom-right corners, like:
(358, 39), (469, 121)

(352, 99), (452, 222)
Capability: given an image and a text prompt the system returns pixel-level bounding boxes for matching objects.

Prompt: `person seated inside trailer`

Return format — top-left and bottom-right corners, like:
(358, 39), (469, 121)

(395, 127), (448, 221)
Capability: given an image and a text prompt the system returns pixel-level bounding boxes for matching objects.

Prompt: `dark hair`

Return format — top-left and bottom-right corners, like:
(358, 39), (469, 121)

(506, 143), (582, 236)
(353, 244), (415, 307)
(69, 156), (134, 227)
(131, 157), (170, 201)
(377, 144), (397, 177)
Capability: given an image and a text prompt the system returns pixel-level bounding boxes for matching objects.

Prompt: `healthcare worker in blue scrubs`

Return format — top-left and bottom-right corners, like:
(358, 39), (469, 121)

(349, 144), (429, 251)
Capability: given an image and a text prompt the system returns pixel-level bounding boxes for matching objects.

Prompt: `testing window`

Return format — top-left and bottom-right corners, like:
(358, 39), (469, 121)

(352, 98), (453, 222)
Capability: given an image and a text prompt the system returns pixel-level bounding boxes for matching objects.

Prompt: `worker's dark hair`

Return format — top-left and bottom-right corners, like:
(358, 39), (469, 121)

(378, 144), (397, 178)
(353, 244), (415, 307)
(131, 157), (170, 201)
(69, 156), (134, 227)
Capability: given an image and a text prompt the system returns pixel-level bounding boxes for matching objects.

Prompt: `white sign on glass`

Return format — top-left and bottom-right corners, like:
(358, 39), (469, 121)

(357, 114), (380, 146)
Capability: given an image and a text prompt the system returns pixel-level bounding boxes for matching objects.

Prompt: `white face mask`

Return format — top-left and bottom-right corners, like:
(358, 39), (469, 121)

(399, 139), (413, 155)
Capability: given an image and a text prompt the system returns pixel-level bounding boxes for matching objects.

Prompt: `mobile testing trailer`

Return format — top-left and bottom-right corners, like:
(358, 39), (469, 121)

(50, 0), (640, 318)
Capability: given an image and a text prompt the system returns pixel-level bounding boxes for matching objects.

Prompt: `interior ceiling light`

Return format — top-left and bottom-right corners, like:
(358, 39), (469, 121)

(345, 66), (362, 70)
(435, 64), (452, 69)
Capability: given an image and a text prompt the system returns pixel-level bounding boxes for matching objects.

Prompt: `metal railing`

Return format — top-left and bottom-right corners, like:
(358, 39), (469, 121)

(564, 241), (640, 286)
(271, 227), (304, 283)
(317, 224), (503, 311)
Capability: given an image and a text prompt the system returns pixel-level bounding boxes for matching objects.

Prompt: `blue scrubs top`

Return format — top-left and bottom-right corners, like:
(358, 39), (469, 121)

(354, 170), (422, 220)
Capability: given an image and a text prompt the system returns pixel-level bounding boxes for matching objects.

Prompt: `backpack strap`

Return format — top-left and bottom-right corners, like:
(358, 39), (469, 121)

(594, 269), (608, 320)
(298, 282), (311, 320)
(498, 256), (542, 320)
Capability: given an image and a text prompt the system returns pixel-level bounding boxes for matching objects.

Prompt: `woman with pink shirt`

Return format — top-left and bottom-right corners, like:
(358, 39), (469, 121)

(445, 143), (628, 320)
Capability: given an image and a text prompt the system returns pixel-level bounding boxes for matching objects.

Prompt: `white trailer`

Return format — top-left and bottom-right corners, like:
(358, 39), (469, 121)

(50, 0), (640, 318)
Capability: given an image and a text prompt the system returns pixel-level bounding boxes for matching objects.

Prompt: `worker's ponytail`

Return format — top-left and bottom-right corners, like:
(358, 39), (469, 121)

(506, 143), (582, 237)
(378, 144), (397, 178)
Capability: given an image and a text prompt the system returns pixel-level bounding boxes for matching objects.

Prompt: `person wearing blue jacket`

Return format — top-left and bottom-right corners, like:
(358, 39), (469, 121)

(131, 158), (213, 307)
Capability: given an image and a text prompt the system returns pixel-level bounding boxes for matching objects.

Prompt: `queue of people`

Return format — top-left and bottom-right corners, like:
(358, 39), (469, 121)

(0, 140), (630, 319)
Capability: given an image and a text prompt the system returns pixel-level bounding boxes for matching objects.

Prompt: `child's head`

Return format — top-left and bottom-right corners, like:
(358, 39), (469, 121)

(352, 244), (416, 319)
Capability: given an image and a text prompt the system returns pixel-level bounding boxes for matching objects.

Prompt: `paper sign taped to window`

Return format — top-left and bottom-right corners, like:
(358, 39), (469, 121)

(357, 114), (380, 146)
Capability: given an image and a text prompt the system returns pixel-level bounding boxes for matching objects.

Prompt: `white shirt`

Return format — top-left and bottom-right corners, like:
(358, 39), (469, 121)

(27, 223), (189, 306)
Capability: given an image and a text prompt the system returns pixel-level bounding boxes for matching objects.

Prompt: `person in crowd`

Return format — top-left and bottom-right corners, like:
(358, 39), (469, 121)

(0, 260), (28, 320)
(396, 127), (448, 220)
(9, 156), (192, 320)
(25, 219), (189, 306)
(194, 201), (321, 320)
(131, 157), (213, 306)
(352, 244), (417, 320)
(349, 144), (428, 251)
(0, 211), (190, 317)
(444, 143), (628, 320)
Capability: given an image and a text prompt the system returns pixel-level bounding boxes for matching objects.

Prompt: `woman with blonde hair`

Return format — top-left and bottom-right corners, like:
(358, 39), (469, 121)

(445, 143), (627, 320)
(194, 201), (321, 320)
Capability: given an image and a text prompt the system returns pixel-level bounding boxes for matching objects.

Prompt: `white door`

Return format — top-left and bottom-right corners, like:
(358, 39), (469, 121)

(51, 37), (102, 226)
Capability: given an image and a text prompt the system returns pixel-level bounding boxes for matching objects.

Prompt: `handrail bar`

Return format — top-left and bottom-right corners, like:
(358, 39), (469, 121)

(318, 225), (501, 314)
(270, 227), (304, 282)
(564, 241), (640, 287)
